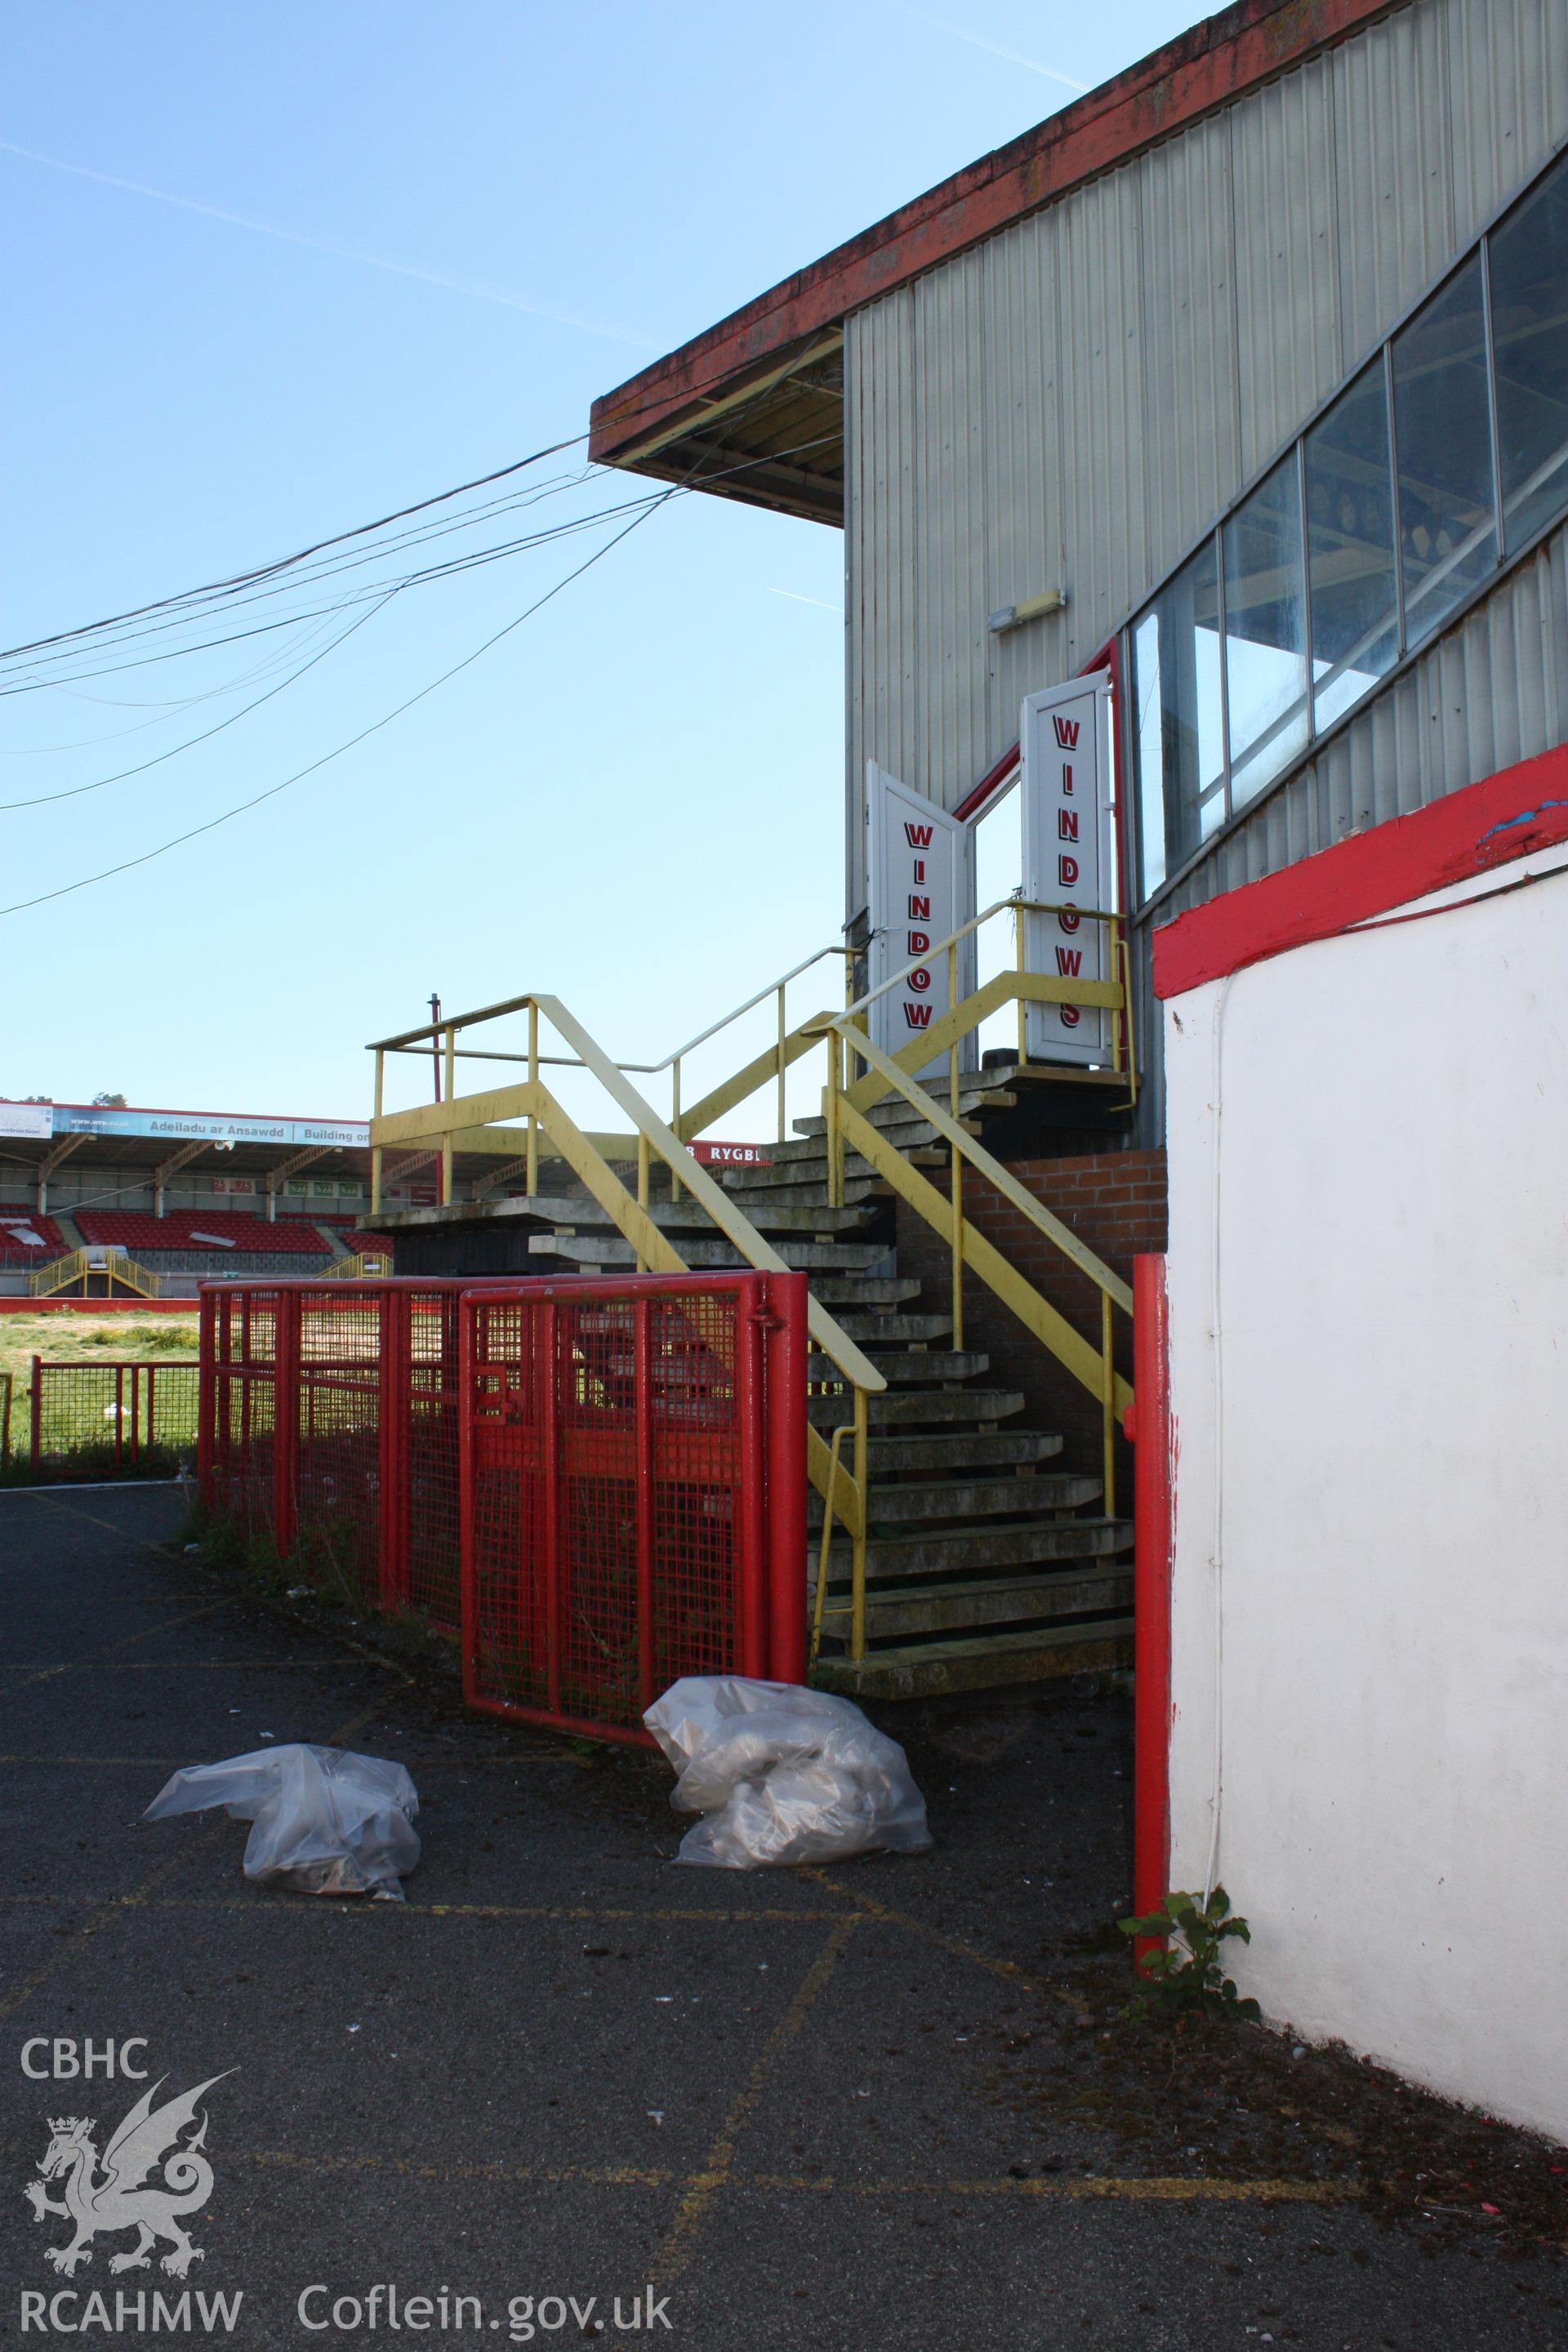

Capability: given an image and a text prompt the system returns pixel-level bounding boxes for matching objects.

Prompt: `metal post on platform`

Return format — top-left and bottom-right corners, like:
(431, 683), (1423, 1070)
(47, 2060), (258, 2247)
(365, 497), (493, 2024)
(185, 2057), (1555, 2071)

(948, 941), (964, 1353)
(849, 1383), (869, 1664)
(777, 983), (788, 1143)
(1101, 1290), (1117, 1521)
(526, 1002), (539, 1197)
(764, 1272), (808, 1684)
(29, 1354), (42, 1473)
(441, 1027), (456, 1206)
(371, 1050), (385, 1216)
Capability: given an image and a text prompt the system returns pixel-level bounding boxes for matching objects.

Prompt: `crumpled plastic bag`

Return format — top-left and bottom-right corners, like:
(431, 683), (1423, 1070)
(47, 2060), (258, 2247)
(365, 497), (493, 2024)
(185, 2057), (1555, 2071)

(644, 1676), (930, 1869)
(144, 1744), (421, 1900)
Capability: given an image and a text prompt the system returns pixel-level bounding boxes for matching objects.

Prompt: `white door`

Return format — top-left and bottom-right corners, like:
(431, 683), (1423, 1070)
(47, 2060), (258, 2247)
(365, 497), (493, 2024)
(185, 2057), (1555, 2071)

(866, 763), (973, 1080)
(1019, 670), (1116, 1066)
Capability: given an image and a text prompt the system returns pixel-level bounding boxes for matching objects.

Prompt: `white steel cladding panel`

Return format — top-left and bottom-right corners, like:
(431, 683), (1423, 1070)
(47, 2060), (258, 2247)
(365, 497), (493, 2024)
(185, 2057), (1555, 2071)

(1021, 673), (1115, 1065)
(866, 764), (973, 1076)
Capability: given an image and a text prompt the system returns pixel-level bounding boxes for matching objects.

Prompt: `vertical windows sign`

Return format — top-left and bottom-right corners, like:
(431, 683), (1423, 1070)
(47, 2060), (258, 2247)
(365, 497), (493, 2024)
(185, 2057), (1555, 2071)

(1021, 671), (1115, 1066)
(866, 764), (972, 1078)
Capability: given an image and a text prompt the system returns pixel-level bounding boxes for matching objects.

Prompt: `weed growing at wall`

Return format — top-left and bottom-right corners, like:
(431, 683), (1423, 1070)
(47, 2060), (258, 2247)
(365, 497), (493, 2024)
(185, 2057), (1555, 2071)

(1119, 1886), (1261, 2022)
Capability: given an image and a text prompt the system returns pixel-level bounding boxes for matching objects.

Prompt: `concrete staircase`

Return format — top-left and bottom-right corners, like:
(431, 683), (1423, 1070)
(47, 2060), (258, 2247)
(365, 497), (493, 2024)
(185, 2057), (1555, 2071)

(507, 1067), (1132, 1702)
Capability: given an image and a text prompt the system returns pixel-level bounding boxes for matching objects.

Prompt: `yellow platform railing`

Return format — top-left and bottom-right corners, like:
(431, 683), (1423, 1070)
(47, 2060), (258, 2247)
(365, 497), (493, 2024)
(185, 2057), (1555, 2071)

(368, 992), (887, 1619)
(316, 1251), (394, 1281)
(366, 903), (1136, 1664)
(28, 1249), (163, 1300)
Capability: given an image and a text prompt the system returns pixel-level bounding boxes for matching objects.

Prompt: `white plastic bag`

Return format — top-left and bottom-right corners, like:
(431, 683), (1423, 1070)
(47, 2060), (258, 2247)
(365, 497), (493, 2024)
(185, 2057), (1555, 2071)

(644, 1677), (930, 1869)
(145, 1744), (421, 1900)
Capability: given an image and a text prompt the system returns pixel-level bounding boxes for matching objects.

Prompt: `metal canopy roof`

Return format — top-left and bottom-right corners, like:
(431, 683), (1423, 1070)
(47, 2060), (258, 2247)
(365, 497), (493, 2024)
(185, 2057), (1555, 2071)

(589, 0), (1401, 524)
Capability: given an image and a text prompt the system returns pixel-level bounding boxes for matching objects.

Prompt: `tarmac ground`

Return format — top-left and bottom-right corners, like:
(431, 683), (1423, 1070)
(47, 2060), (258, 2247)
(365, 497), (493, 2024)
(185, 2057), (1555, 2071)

(1, 1483), (1563, 2349)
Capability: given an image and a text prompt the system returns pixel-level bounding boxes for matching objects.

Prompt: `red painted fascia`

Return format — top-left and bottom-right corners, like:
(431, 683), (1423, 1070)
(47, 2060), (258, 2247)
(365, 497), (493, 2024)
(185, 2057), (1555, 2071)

(1151, 745), (1568, 998)
(590, 0), (1401, 463)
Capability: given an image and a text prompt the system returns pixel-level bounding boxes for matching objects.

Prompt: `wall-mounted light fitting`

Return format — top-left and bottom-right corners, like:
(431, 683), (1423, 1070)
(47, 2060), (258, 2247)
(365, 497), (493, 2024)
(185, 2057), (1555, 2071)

(987, 587), (1067, 635)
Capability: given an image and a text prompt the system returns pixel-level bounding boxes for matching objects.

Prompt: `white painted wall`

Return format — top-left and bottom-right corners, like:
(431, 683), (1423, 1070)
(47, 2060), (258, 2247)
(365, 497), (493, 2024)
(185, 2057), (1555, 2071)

(1163, 844), (1568, 2143)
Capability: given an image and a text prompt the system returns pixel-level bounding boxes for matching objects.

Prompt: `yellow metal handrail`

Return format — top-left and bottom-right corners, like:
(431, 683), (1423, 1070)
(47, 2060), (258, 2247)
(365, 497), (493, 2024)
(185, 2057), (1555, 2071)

(316, 1251), (394, 1280)
(368, 992), (884, 1637)
(817, 1009), (1132, 1520)
(28, 1249), (163, 1300)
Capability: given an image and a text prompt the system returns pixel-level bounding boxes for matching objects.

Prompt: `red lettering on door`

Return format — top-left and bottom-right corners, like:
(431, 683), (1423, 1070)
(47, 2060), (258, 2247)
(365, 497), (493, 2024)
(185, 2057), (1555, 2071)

(1058, 906), (1081, 933)
(908, 896), (931, 920)
(907, 931), (930, 954)
(1061, 1003), (1082, 1027)
(903, 1002), (933, 1029)
(912, 858), (926, 882)
(1058, 809), (1079, 842)
(1061, 764), (1074, 795)
(903, 822), (934, 847)
(1055, 947), (1083, 977)
(1053, 715), (1080, 749)
(1058, 855), (1079, 887)
(907, 967), (932, 993)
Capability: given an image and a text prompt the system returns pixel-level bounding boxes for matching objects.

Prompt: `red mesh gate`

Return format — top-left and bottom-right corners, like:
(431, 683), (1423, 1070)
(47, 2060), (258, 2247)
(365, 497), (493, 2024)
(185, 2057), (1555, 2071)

(462, 1273), (807, 1744)
(199, 1279), (470, 1631)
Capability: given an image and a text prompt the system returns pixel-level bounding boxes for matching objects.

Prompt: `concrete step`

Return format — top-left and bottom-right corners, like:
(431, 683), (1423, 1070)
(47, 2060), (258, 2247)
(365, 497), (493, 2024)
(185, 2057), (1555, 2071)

(831, 1312), (954, 1343)
(817, 1564), (1134, 1642)
(513, 1191), (869, 1238)
(813, 1618), (1134, 1703)
(818, 1515), (1131, 1581)
(808, 1348), (989, 1385)
(808, 1467), (1093, 1526)
(719, 1174), (887, 1210)
(805, 1274), (922, 1307)
(794, 1111), (982, 1147)
(808, 1386), (1025, 1430)
(530, 1234), (889, 1272)
(864, 1428), (1062, 1474)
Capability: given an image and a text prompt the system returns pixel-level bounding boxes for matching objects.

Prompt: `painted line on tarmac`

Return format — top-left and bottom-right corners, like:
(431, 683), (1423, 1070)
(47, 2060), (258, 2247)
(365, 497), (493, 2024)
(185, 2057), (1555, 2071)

(222, 2147), (1355, 2207)
(652, 1913), (863, 2288)
(799, 1864), (1087, 2013)
(2, 1597), (238, 1690)
(0, 1682), (410, 2018)
(246, 2151), (675, 2189)
(746, 2170), (1354, 2203)
(0, 1752), (582, 1768)
(0, 1893), (855, 1926)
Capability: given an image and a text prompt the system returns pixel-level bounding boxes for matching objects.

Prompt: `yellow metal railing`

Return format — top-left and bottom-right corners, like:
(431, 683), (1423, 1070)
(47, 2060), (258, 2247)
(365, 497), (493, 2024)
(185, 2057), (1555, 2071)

(366, 902), (1137, 1664)
(816, 997), (1132, 1521)
(368, 992), (887, 1635)
(316, 1251), (394, 1280)
(28, 1249), (163, 1300)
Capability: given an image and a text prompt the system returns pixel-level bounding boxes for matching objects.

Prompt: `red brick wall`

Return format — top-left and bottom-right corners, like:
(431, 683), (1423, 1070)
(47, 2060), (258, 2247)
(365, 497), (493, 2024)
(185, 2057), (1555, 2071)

(893, 1149), (1166, 1518)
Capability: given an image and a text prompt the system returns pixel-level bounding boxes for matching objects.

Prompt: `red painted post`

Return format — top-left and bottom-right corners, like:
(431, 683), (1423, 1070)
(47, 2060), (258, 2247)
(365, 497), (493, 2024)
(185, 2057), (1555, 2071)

(379, 1287), (408, 1613)
(29, 1354), (42, 1472)
(540, 1301), (562, 1721)
(763, 1272), (808, 1684)
(273, 1288), (301, 1559)
(633, 1298), (656, 1711)
(1130, 1252), (1173, 1971)
(457, 1290), (479, 1705)
(733, 1277), (768, 1680)
(196, 1290), (215, 1510)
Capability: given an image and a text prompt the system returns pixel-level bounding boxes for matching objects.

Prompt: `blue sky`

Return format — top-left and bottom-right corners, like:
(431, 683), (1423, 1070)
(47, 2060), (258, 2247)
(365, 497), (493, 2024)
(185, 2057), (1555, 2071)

(3, 0), (1200, 1131)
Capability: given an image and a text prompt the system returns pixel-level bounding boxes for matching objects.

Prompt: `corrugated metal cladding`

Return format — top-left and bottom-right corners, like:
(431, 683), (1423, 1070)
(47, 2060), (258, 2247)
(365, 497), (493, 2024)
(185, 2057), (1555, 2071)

(844, 0), (1568, 924)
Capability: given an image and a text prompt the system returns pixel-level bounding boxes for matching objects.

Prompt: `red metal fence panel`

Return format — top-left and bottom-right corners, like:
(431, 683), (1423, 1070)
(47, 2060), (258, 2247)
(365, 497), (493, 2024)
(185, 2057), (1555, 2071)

(196, 1271), (808, 1732)
(198, 1280), (470, 1629)
(13, 1356), (201, 1481)
(461, 1272), (807, 1745)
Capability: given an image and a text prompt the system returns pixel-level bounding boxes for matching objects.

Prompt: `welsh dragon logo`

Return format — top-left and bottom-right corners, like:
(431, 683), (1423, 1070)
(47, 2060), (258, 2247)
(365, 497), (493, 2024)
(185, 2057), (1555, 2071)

(24, 2074), (231, 2278)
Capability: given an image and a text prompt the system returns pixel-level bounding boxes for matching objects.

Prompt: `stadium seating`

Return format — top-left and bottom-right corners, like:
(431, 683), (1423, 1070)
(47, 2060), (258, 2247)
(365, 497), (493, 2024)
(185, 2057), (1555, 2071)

(74, 1209), (330, 1256)
(0, 1211), (67, 1264)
